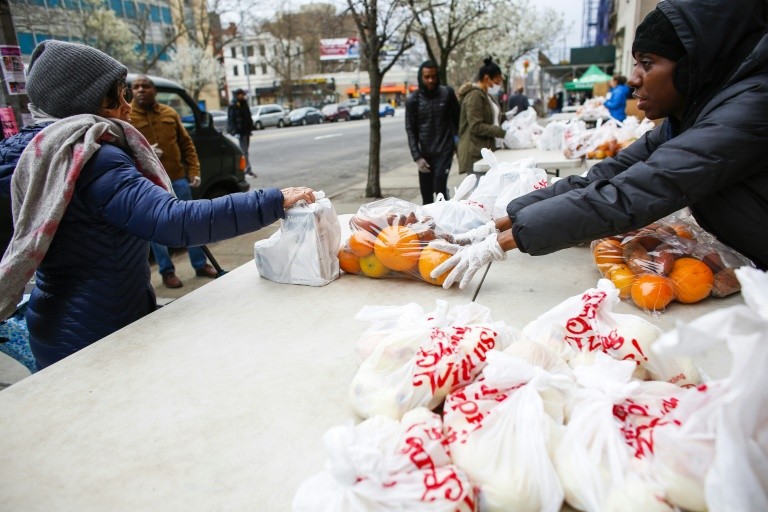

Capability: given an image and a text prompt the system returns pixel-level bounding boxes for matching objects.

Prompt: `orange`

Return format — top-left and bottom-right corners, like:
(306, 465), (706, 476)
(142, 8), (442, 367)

(373, 225), (421, 272)
(338, 245), (361, 274)
(669, 223), (694, 240)
(348, 231), (376, 256)
(669, 257), (714, 304)
(631, 274), (675, 311)
(593, 239), (625, 274)
(418, 247), (452, 286)
(607, 264), (635, 299)
(359, 253), (389, 278)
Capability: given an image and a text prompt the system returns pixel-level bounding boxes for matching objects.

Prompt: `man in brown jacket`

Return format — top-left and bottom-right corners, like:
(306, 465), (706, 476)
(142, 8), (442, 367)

(130, 75), (217, 288)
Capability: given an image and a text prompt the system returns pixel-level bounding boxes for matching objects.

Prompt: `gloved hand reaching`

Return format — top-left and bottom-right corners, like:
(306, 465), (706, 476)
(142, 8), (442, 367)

(429, 233), (507, 290)
(188, 176), (201, 188)
(150, 143), (163, 159)
(415, 157), (431, 174)
(503, 129), (519, 148)
(451, 221), (498, 245)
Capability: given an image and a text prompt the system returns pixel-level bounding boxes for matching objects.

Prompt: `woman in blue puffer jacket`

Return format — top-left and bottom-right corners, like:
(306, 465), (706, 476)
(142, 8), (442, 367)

(0, 41), (315, 369)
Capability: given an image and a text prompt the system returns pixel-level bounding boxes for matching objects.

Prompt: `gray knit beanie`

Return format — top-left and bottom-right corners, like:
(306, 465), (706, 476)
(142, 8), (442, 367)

(26, 40), (128, 119)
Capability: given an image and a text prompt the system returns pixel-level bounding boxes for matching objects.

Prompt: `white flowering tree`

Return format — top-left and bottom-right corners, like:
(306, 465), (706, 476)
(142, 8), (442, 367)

(160, 45), (226, 101)
(407, 0), (563, 86)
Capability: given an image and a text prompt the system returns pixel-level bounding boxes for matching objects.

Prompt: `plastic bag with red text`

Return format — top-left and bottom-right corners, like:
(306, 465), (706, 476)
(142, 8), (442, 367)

(292, 407), (478, 512)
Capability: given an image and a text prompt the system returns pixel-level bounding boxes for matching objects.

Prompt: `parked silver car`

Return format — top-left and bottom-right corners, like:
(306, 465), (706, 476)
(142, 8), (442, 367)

(208, 109), (228, 132)
(250, 104), (287, 129)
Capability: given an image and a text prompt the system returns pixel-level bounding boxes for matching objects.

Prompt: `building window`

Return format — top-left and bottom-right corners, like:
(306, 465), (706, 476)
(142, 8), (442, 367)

(250, 64), (256, 75)
(230, 47), (236, 58)
(124, 1), (136, 18)
(161, 6), (172, 23)
(246, 45), (254, 57)
(233, 66), (239, 76)
(17, 32), (35, 54)
(259, 44), (265, 57)
(109, 0), (123, 16)
(150, 5), (161, 22)
(261, 63), (267, 75)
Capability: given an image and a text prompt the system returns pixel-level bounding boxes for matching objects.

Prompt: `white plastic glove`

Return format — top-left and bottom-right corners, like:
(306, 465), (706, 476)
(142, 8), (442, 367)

(505, 107), (519, 120)
(429, 233), (506, 290)
(451, 220), (497, 245)
(150, 143), (163, 159)
(188, 176), (201, 188)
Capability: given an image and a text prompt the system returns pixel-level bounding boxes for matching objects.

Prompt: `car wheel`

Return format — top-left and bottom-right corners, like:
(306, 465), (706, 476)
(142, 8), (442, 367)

(255, 121), (263, 130)
(277, 119), (284, 128)
(302, 118), (307, 126)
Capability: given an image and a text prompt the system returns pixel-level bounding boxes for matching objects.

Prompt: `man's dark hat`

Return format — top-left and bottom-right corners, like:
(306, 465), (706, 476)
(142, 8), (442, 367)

(631, 7), (686, 61)
(233, 88), (246, 95)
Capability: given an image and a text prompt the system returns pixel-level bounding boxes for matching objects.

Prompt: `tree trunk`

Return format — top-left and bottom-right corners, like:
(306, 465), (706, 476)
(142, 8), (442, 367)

(365, 69), (383, 198)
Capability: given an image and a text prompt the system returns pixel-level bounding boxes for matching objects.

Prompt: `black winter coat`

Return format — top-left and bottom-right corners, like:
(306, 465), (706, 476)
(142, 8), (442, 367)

(404, 85), (459, 161)
(507, 0), (768, 269)
(227, 99), (254, 135)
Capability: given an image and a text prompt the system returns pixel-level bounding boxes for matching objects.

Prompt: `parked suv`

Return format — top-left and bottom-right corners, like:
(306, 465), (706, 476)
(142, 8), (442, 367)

(126, 74), (249, 200)
(250, 104), (287, 130)
(321, 103), (350, 122)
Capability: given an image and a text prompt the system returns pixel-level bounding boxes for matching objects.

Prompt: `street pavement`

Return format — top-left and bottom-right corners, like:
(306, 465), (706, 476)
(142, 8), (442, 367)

(150, 160), (464, 303)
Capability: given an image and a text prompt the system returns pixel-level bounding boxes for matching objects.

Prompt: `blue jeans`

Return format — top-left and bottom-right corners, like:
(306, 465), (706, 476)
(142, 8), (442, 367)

(151, 178), (207, 275)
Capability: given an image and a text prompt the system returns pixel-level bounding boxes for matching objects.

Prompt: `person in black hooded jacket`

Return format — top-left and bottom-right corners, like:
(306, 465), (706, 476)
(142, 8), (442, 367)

(404, 61), (460, 204)
(429, 0), (768, 289)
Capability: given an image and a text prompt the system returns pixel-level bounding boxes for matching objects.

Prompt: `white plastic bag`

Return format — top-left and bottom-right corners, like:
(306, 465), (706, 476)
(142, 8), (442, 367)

(492, 166), (548, 219)
(522, 279), (701, 386)
(466, 149), (537, 214)
(651, 267), (768, 512)
(443, 351), (569, 512)
(293, 407), (477, 511)
(349, 301), (516, 419)
(555, 354), (681, 512)
(254, 192), (341, 286)
(422, 195), (492, 235)
(537, 121), (567, 151)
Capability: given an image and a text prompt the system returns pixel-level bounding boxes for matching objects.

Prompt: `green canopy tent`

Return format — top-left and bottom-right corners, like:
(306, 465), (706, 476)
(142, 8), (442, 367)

(564, 64), (612, 90)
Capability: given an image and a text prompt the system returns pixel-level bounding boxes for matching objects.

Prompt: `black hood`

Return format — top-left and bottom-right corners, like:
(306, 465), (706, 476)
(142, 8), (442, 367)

(417, 61), (441, 97)
(659, 0), (768, 129)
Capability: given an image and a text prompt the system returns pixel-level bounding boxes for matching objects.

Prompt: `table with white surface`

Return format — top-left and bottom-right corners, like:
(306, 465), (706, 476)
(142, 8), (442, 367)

(0, 257), (478, 511)
(0, 216), (743, 510)
(473, 148), (584, 178)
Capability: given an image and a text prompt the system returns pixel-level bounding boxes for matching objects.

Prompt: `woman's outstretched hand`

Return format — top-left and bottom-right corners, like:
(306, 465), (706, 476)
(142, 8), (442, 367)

(281, 187), (316, 209)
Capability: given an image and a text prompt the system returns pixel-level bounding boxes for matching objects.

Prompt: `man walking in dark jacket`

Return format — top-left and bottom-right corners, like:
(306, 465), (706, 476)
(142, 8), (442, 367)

(405, 61), (460, 204)
(227, 88), (256, 177)
(507, 86), (529, 115)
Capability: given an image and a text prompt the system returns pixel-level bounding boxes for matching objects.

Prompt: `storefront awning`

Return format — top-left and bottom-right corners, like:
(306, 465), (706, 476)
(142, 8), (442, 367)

(344, 84), (418, 96)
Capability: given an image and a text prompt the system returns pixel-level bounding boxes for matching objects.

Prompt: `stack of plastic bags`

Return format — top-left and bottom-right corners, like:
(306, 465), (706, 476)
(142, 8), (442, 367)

(294, 267), (768, 511)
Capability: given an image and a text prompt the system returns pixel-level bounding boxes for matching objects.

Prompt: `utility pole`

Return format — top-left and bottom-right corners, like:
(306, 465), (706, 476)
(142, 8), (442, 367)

(0, 0), (29, 136)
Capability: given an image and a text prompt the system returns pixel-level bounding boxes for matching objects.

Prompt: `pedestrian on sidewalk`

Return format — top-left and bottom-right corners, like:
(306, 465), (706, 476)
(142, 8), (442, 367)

(429, 0), (768, 289)
(404, 60), (460, 204)
(129, 75), (217, 288)
(0, 40), (316, 369)
(603, 75), (631, 122)
(507, 86), (529, 115)
(456, 57), (509, 175)
(227, 88), (256, 177)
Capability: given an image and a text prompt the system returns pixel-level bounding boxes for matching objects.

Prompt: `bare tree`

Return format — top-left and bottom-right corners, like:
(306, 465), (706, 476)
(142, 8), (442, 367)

(259, 6), (309, 106)
(346, 0), (415, 198)
(406, 0), (497, 85)
(124, 2), (187, 73)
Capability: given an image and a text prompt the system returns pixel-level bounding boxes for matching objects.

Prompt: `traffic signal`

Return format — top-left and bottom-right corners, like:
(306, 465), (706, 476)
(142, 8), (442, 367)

(523, 60), (530, 74)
